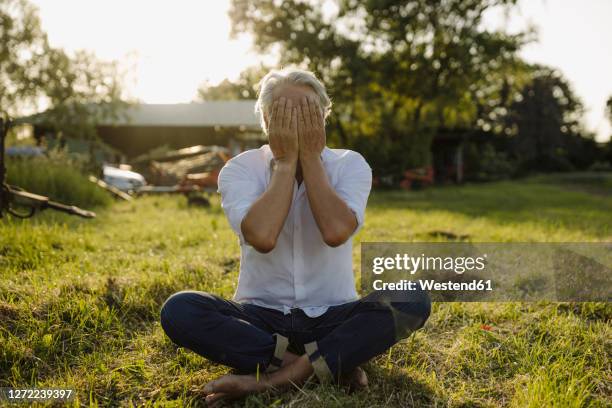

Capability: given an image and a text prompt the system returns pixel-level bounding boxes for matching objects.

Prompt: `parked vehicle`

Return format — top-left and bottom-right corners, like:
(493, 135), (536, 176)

(103, 165), (146, 192)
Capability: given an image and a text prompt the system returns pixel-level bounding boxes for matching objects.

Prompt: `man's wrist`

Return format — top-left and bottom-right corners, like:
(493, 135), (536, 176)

(299, 153), (324, 170)
(273, 158), (298, 173)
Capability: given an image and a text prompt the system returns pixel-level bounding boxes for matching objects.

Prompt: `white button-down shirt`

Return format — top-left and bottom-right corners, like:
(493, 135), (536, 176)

(217, 144), (372, 317)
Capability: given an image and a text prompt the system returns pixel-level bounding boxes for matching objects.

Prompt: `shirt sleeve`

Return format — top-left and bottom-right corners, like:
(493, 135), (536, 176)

(334, 151), (373, 236)
(217, 157), (264, 244)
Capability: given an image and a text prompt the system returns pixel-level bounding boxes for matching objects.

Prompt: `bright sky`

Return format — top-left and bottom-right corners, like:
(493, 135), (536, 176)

(30, 0), (269, 103)
(31, 0), (611, 141)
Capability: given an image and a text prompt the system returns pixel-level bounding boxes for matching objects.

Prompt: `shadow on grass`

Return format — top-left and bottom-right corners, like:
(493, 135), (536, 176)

(362, 364), (446, 407)
(0, 275), (184, 384)
(368, 177), (612, 237)
(180, 363), (444, 407)
(150, 342), (443, 407)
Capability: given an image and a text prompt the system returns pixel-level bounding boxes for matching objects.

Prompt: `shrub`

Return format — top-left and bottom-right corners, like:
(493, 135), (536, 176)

(464, 143), (518, 181)
(5, 149), (111, 209)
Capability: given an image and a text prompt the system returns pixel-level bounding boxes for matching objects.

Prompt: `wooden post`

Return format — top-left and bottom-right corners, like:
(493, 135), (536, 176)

(456, 143), (464, 184)
(0, 118), (7, 217)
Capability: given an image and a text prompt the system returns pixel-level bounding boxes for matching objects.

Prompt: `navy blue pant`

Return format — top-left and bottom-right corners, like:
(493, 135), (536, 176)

(160, 289), (430, 381)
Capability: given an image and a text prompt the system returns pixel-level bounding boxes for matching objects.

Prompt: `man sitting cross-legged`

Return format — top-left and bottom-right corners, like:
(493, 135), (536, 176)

(160, 67), (431, 405)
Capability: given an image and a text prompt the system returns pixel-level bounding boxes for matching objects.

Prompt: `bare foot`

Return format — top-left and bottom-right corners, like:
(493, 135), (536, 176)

(341, 366), (368, 392)
(203, 373), (266, 406)
(281, 351), (301, 367)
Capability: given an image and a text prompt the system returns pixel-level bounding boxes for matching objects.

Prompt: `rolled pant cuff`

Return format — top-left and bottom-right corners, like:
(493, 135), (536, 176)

(265, 333), (289, 373)
(304, 341), (333, 383)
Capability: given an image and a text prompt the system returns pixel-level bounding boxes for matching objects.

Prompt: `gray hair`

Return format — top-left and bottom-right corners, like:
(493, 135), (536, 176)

(254, 67), (332, 134)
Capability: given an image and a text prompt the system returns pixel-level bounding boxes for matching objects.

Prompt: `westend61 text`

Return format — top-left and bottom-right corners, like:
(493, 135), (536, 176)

(373, 279), (493, 291)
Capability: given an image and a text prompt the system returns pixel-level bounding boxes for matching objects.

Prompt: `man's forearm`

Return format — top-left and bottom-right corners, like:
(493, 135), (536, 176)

(240, 160), (296, 253)
(301, 156), (357, 247)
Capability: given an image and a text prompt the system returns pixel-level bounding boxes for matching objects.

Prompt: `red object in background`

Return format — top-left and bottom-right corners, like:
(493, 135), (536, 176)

(480, 324), (493, 331)
(400, 166), (434, 190)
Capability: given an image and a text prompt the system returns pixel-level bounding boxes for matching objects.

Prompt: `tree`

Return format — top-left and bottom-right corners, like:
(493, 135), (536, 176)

(228, 0), (531, 176)
(601, 95), (612, 165)
(0, 0), (127, 139)
(196, 64), (269, 101)
(505, 66), (592, 171)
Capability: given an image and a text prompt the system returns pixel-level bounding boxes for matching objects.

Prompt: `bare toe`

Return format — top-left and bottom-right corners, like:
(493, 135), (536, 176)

(205, 392), (227, 407)
(341, 366), (368, 393)
(353, 366), (368, 389)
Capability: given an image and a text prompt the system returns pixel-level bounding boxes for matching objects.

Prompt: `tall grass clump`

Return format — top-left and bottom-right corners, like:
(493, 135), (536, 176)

(5, 150), (111, 208)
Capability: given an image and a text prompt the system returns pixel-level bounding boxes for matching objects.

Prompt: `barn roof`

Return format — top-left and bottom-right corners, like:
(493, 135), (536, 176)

(104, 101), (260, 128)
(19, 100), (261, 129)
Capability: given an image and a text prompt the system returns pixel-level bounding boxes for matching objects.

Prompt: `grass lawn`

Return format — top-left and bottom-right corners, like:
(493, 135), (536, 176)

(1, 174), (611, 407)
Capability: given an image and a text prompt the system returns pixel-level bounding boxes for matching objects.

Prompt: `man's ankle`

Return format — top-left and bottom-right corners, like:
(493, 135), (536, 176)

(282, 351), (300, 366)
(255, 373), (273, 392)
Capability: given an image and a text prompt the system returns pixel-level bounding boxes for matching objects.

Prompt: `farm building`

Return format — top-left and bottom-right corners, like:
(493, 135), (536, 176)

(27, 101), (265, 161)
(95, 101), (264, 158)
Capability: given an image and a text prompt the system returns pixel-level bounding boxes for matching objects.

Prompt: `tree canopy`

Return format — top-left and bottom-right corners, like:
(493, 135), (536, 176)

(227, 0), (536, 175)
(221, 0), (607, 176)
(1, 0), (127, 138)
(196, 64), (270, 102)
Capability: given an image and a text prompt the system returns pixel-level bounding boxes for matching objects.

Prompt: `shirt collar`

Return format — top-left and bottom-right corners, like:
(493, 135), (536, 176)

(263, 144), (334, 166)
(263, 144), (335, 184)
